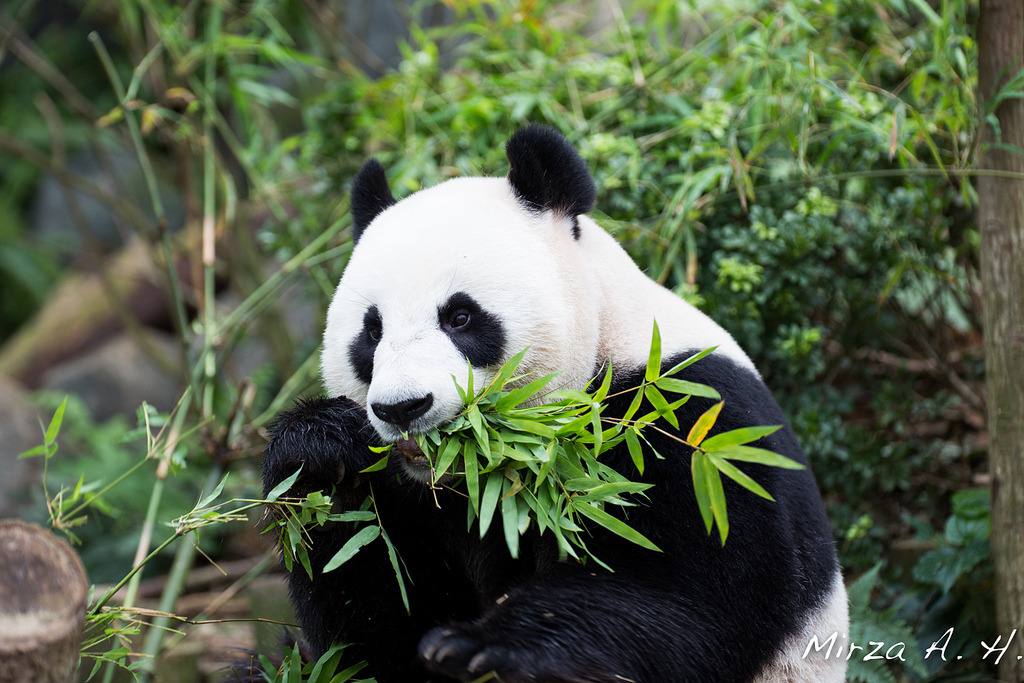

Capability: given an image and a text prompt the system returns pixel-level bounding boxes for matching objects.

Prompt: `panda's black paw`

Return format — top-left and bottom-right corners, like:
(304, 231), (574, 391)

(262, 396), (377, 498)
(419, 625), (524, 682)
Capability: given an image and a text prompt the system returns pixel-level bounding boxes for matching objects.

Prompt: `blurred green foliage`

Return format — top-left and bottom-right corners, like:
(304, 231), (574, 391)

(0, 0), (993, 679)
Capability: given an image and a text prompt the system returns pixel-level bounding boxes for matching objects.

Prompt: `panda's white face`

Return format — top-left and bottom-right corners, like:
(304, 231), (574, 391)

(321, 177), (601, 464)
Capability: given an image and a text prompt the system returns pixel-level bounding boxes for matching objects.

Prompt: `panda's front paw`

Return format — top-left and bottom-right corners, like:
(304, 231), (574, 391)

(262, 396), (376, 498)
(419, 625), (521, 682)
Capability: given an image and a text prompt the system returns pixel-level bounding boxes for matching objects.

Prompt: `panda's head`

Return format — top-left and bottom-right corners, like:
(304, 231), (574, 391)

(322, 126), (601, 461)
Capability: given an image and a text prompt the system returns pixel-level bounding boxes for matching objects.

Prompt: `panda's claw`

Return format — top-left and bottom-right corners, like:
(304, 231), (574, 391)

(419, 627), (455, 662)
(419, 626), (511, 680)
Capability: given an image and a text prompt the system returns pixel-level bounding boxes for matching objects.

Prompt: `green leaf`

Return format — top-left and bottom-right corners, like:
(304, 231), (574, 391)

(326, 510), (377, 523)
(701, 425), (781, 451)
(645, 321), (663, 383)
(625, 428), (644, 475)
(298, 546), (313, 580)
(574, 501), (661, 552)
(17, 444), (47, 460)
(494, 372), (561, 411)
(662, 347), (717, 377)
(501, 479), (520, 558)
(653, 376), (720, 400)
(500, 418), (557, 438)
(589, 404), (604, 456)
(563, 476), (606, 491)
(432, 437), (463, 480)
(591, 362), (614, 404)
(267, 466), (303, 502)
(323, 525), (380, 572)
(691, 451), (715, 534)
(330, 661), (369, 681)
(622, 385), (646, 423)
(379, 525), (410, 613)
(951, 487), (990, 520)
(466, 405), (488, 453)
(44, 396), (69, 447)
(195, 473), (229, 511)
(534, 440), (557, 487)
(464, 441), (480, 514)
(478, 472), (503, 537)
(490, 347), (530, 392)
(360, 452), (390, 473)
(573, 481), (652, 502)
(687, 401), (723, 447)
(643, 385), (678, 429)
(704, 460), (729, 545)
(708, 455), (774, 501)
(713, 445), (805, 470)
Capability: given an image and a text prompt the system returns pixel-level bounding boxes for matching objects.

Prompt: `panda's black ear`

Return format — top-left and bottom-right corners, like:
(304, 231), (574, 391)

(351, 158), (396, 243)
(505, 124), (596, 238)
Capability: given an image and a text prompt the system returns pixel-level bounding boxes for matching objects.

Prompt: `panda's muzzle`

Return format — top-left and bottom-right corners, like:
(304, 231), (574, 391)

(371, 394), (434, 431)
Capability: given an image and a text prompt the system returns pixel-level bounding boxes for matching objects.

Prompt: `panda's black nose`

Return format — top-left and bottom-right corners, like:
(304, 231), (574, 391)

(371, 394), (434, 431)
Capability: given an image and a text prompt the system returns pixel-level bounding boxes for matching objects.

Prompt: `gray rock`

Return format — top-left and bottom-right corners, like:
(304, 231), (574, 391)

(0, 377), (44, 518)
(40, 330), (184, 424)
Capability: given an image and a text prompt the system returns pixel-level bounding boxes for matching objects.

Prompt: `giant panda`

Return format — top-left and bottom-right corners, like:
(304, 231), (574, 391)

(262, 125), (848, 682)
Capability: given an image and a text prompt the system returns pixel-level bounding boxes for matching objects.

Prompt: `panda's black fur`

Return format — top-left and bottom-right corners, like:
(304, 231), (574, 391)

(260, 126), (844, 682)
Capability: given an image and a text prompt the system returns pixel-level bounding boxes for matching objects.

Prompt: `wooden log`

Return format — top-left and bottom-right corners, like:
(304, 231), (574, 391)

(0, 520), (88, 683)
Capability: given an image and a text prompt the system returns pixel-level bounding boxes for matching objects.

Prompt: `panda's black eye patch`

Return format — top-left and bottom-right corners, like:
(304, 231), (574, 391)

(348, 305), (381, 385)
(439, 292), (505, 368)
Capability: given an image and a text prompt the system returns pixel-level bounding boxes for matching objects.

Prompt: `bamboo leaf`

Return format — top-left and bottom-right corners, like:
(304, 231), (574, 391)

(645, 321), (663, 383)
(714, 445), (805, 470)
(574, 502), (661, 552)
(467, 405), (488, 453)
(654, 376), (721, 400)
(704, 458), (729, 545)
(662, 347), (717, 377)
(709, 455), (775, 502)
(573, 481), (652, 502)
(591, 361), (614, 403)
(493, 372), (561, 411)
(432, 437), (462, 481)
(625, 428), (645, 475)
(44, 396), (69, 447)
(501, 418), (557, 438)
(589, 404), (604, 456)
(643, 385), (679, 429)
(464, 441), (480, 514)
(501, 479), (520, 558)
(360, 452), (390, 473)
(687, 401), (723, 447)
(323, 525), (380, 572)
(534, 440), (557, 488)
(622, 385), (646, 422)
(194, 473), (229, 511)
(479, 472), (503, 537)
(379, 525), (409, 612)
(701, 425), (781, 451)
(691, 451), (715, 534)
(266, 466), (303, 502)
(18, 444), (47, 460)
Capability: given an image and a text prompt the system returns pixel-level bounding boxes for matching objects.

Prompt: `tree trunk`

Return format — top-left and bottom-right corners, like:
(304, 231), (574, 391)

(0, 520), (88, 682)
(977, 1), (1024, 681)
